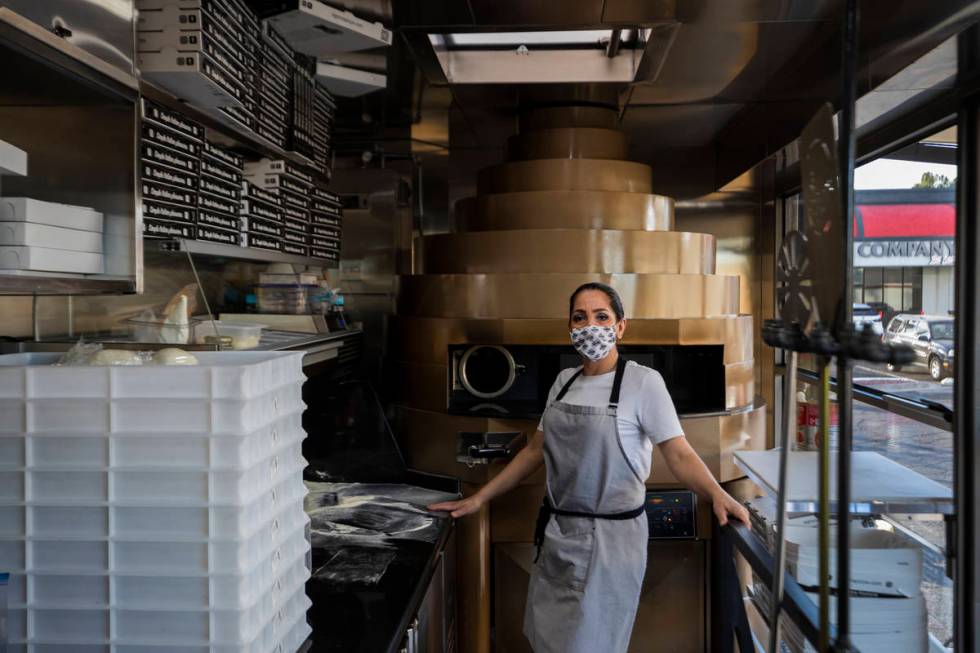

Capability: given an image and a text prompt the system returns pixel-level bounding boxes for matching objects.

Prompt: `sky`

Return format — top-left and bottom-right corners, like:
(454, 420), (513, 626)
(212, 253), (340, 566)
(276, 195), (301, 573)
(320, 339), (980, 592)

(855, 158), (957, 190)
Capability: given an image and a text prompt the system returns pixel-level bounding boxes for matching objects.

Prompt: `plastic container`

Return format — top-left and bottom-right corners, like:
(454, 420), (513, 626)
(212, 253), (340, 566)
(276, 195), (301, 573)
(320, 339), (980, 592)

(123, 316), (199, 345)
(0, 351), (311, 652)
(192, 321), (265, 350)
(255, 285), (316, 315)
(110, 415), (304, 471)
(6, 583), (311, 650)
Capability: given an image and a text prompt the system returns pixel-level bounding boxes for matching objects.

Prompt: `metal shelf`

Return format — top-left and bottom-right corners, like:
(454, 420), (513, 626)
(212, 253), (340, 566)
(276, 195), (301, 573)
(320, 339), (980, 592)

(0, 8), (138, 98)
(0, 272), (136, 296)
(726, 522), (833, 650)
(151, 238), (338, 268)
(139, 81), (328, 184)
(734, 450), (954, 515)
(0, 8), (141, 297)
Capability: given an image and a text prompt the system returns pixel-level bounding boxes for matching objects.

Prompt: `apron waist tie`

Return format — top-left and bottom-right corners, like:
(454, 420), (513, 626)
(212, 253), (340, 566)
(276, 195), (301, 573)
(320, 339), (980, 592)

(533, 496), (645, 562)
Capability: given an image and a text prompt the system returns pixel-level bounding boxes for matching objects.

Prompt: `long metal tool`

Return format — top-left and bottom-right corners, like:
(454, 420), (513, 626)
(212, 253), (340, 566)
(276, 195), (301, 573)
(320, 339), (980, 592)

(834, 0), (860, 649)
(768, 350), (799, 653)
(818, 361), (832, 651)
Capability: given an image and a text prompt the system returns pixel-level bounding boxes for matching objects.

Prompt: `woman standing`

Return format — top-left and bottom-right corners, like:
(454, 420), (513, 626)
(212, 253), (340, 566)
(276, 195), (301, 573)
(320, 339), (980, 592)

(429, 282), (749, 653)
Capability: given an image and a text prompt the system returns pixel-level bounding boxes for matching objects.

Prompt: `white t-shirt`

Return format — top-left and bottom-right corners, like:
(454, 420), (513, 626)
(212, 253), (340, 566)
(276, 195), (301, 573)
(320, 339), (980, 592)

(536, 360), (684, 481)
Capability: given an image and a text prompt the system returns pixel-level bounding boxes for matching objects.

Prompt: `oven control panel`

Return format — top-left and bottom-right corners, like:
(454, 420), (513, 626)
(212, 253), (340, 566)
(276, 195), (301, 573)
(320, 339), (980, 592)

(645, 490), (697, 539)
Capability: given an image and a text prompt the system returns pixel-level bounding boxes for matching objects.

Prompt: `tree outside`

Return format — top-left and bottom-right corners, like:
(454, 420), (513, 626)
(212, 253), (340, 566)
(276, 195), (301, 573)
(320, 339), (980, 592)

(913, 171), (956, 188)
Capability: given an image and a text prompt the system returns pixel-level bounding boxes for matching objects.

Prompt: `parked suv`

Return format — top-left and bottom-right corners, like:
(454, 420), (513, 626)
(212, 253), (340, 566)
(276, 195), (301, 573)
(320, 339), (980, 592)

(882, 314), (955, 380)
(853, 303), (884, 335)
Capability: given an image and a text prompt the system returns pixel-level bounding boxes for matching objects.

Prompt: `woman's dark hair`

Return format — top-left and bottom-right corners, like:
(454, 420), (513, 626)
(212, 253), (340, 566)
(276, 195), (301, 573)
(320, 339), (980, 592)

(568, 282), (625, 321)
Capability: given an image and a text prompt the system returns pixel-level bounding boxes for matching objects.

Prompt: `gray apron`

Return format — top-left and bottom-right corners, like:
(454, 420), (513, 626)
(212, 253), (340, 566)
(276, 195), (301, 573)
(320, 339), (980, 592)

(523, 357), (649, 653)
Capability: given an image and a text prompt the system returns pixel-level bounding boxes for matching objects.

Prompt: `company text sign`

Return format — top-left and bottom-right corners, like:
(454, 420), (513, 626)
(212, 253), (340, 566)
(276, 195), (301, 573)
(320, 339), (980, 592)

(854, 238), (954, 267)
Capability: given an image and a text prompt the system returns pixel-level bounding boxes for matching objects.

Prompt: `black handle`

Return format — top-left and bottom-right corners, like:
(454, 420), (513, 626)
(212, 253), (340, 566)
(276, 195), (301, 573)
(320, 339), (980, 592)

(467, 445), (511, 460)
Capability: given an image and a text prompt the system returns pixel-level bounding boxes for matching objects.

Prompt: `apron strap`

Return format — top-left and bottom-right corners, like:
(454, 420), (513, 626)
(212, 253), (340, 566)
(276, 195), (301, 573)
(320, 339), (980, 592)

(554, 367), (584, 401)
(533, 495), (646, 562)
(554, 356), (627, 405)
(608, 356), (627, 408)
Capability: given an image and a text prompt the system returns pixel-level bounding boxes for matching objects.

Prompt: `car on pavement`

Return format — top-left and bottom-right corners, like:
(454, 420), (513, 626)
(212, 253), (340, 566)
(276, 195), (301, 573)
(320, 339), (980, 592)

(853, 303), (884, 335)
(882, 314), (955, 380)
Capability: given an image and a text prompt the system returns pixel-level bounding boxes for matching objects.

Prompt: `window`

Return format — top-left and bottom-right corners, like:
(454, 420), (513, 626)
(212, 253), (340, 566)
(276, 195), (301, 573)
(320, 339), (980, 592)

(853, 266), (923, 312)
(795, 377), (954, 647)
(776, 125), (958, 649)
(851, 126), (957, 646)
(931, 320), (954, 340)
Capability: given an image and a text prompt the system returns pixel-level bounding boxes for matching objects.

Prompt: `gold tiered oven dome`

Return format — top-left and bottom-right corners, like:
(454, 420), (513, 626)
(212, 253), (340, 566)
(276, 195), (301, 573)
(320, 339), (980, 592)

(392, 105), (765, 653)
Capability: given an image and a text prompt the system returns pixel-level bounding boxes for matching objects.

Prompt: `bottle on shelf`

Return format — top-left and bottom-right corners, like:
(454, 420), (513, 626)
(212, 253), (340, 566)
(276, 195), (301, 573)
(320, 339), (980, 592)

(327, 292), (347, 331)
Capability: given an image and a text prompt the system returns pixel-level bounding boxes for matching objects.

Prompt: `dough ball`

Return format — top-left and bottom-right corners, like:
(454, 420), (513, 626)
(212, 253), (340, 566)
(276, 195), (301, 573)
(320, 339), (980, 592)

(153, 348), (199, 366)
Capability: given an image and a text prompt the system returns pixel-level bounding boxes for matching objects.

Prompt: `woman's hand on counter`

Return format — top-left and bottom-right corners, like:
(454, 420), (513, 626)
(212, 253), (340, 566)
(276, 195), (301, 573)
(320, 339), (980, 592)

(711, 490), (750, 527)
(427, 493), (485, 519)
(427, 430), (546, 519)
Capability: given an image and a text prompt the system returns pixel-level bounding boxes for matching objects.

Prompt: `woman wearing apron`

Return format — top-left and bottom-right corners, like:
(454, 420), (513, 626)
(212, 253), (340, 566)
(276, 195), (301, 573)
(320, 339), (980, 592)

(429, 282), (749, 652)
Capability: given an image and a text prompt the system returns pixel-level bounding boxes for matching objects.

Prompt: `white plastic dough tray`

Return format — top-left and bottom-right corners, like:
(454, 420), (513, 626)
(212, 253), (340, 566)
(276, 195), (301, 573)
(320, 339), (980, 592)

(0, 351), (312, 651)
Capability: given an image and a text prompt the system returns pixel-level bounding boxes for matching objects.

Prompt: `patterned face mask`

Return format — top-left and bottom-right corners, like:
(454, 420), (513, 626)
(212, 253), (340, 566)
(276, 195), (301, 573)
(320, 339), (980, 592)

(569, 325), (618, 362)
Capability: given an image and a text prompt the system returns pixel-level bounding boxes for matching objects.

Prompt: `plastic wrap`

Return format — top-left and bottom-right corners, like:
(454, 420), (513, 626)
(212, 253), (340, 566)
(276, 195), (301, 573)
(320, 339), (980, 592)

(305, 482), (457, 585)
(312, 548), (397, 585)
(55, 341), (198, 366)
(306, 482), (456, 544)
(56, 340), (104, 365)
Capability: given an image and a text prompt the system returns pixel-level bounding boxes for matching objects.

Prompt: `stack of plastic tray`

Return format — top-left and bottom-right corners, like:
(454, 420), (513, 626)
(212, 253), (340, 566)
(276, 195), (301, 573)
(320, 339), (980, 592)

(0, 351), (312, 652)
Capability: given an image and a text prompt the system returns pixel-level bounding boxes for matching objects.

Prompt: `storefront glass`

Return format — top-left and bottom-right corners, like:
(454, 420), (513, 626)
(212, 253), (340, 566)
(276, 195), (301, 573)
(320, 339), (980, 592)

(851, 126), (957, 648)
(777, 125), (957, 650)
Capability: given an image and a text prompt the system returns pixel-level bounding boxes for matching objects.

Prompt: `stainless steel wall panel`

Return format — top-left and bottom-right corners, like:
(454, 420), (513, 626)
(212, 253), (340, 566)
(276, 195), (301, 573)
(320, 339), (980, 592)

(1, 1), (136, 76)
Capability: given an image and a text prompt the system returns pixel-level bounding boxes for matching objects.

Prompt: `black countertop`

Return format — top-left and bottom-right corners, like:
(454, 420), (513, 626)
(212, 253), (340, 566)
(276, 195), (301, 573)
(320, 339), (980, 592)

(302, 380), (460, 653)
(306, 516), (453, 653)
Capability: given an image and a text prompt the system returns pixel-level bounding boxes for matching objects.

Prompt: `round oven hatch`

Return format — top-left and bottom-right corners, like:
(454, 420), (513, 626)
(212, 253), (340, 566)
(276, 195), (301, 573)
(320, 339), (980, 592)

(459, 346), (517, 399)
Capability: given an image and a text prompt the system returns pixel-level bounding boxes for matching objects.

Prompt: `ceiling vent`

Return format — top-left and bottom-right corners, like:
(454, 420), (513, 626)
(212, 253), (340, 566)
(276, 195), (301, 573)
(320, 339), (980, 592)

(426, 25), (678, 84)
